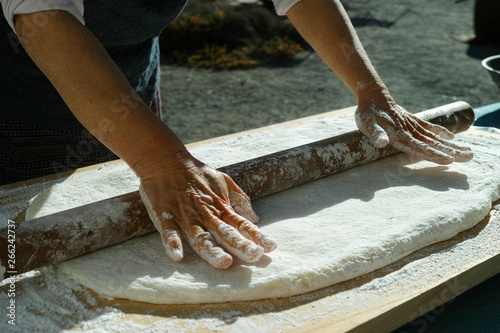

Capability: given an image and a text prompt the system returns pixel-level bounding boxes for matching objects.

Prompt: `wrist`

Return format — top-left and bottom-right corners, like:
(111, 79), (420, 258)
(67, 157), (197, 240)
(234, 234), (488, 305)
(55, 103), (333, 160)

(353, 78), (387, 98)
(93, 102), (194, 180)
(355, 85), (395, 110)
(131, 147), (199, 181)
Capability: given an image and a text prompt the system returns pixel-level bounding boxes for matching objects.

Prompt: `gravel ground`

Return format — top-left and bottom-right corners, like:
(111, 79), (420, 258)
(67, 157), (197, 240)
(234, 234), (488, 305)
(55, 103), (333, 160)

(160, 0), (500, 144)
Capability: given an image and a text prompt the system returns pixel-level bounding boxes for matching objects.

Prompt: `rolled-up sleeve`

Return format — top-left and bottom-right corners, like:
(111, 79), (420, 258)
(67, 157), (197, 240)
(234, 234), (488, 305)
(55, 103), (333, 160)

(272, 0), (301, 16)
(1, 0), (84, 33)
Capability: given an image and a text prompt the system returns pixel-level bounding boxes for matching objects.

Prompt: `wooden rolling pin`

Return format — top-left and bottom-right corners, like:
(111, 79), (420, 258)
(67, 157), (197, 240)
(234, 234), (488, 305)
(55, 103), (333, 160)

(0, 102), (474, 279)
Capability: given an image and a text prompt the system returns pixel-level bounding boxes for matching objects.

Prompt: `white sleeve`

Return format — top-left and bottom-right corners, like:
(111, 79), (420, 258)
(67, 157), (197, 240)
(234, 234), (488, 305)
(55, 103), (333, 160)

(272, 0), (301, 16)
(1, 0), (84, 33)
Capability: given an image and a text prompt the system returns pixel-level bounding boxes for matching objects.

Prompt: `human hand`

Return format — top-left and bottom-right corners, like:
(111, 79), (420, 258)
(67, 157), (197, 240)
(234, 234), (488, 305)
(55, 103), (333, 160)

(138, 152), (277, 269)
(354, 93), (474, 164)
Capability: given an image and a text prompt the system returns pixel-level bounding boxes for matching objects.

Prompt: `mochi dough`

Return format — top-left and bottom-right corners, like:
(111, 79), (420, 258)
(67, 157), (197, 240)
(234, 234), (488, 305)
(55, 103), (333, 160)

(25, 117), (500, 304)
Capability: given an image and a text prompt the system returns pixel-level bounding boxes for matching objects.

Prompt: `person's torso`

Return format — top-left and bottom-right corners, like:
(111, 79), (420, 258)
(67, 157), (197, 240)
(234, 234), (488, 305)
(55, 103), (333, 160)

(0, 0), (187, 130)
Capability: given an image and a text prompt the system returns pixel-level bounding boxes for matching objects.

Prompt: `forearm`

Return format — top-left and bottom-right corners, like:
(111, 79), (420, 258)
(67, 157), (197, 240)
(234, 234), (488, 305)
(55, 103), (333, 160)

(13, 10), (277, 268)
(13, 10), (188, 177)
(287, 0), (388, 100)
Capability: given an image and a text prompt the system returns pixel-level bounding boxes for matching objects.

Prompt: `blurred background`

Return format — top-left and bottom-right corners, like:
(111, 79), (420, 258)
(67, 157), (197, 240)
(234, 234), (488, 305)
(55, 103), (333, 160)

(157, 2), (500, 332)
(158, 0), (500, 144)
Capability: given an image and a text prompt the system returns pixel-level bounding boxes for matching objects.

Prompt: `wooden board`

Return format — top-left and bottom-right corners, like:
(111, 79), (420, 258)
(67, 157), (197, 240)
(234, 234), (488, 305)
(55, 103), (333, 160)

(1, 106), (499, 332)
(79, 204), (500, 333)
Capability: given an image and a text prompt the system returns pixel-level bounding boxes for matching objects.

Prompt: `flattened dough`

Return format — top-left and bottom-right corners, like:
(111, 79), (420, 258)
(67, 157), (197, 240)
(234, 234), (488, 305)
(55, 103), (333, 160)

(26, 118), (500, 304)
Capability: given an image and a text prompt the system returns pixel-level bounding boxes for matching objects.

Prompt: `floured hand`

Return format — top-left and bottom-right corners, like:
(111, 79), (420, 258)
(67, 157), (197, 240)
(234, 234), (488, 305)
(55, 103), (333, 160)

(138, 151), (276, 269)
(355, 93), (474, 164)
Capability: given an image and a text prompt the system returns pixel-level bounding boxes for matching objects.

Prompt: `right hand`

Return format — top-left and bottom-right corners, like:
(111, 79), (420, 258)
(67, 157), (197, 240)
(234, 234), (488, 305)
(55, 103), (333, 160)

(354, 91), (474, 164)
(138, 151), (277, 269)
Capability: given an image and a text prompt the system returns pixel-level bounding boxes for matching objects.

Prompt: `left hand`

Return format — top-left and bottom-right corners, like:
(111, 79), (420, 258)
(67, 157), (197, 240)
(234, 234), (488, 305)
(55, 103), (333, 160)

(355, 92), (474, 164)
(138, 151), (277, 269)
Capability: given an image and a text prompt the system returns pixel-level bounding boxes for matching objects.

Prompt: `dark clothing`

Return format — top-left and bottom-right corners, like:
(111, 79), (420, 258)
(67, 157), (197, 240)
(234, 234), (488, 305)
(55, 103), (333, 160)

(0, 89), (162, 185)
(0, 0), (187, 185)
(474, 0), (500, 44)
(0, 0), (186, 130)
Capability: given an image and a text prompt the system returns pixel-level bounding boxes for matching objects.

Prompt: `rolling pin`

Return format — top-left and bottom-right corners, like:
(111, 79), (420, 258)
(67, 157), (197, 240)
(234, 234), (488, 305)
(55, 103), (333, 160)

(0, 102), (474, 279)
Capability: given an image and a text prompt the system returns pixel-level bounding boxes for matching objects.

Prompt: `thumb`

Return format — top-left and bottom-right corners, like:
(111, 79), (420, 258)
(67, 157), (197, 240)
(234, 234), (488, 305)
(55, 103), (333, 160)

(355, 108), (390, 148)
(139, 184), (183, 262)
(224, 174), (259, 224)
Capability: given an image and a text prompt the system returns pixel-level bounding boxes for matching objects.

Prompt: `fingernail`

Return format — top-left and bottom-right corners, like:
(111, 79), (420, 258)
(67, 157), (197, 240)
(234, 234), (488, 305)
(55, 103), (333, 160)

(248, 207), (259, 224)
(212, 253), (233, 269)
(168, 248), (183, 262)
(244, 244), (264, 263)
(258, 233), (277, 252)
(374, 138), (389, 148)
(441, 130), (454, 139)
(372, 132), (389, 148)
(454, 151), (474, 163)
(433, 155), (454, 165)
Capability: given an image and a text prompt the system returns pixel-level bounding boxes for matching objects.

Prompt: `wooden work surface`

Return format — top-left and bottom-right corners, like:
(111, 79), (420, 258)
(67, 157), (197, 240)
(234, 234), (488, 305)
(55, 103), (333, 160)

(1, 106), (500, 332)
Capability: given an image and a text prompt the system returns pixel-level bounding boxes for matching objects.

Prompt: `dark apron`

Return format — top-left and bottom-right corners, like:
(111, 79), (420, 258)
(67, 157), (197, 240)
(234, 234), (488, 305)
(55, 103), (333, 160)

(0, 0), (187, 185)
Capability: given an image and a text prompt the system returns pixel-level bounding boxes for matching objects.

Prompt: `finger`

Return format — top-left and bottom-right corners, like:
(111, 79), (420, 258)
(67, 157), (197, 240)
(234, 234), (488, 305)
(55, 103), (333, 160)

(220, 176), (276, 252)
(197, 204), (264, 263)
(139, 185), (185, 262)
(430, 135), (472, 152)
(406, 120), (474, 163)
(183, 224), (233, 269)
(419, 137), (473, 163)
(221, 206), (277, 252)
(411, 119), (472, 151)
(413, 115), (455, 140)
(355, 108), (390, 148)
(225, 174), (259, 224)
(211, 221), (264, 263)
(159, 213), (184, 262)
(390, 131), (455, 165)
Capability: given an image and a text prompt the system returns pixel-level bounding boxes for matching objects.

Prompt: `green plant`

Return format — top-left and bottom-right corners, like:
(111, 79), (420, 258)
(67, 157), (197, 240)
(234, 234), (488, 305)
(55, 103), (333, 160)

(159, 4), (306, 69)
(186, 45), (258, 69)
